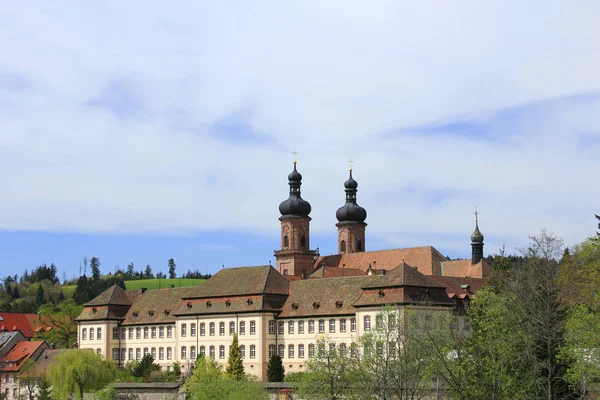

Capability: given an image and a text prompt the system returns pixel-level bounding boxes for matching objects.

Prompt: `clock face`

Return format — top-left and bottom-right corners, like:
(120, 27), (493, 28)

(283, 225), (290, 234)
(300, 225), (307, 234)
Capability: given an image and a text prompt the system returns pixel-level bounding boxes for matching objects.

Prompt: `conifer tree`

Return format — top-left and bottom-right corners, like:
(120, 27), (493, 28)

(35, 285), (44, 307)
(267, 354), (285, 382)
(168, 258), (176, 279)
(90, 257), (101, 281)
(226, 333), (245, 380)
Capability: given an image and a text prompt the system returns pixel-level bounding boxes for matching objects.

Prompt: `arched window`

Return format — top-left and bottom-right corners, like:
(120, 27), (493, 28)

(340, 240), (346, 253)
(284, 235), (289, 248)
(300, 234), (306, 247)
(356, 239), (362, 252)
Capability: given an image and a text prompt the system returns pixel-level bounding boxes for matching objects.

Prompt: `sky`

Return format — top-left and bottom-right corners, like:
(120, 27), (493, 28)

(1, 2), (599, 280)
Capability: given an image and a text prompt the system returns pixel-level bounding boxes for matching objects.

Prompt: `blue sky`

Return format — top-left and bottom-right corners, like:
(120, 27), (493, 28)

(1, 2), (599, 280)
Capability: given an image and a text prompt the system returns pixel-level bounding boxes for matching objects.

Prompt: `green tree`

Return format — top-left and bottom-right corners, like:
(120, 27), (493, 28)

(90, 257), (101, 281)
(38, 299), (82, 348)
(225, 334), (244, 380)
(47, 349), (116, 400)
(184, 356), (267, 400)
(37, 378), (52, 400)
(132, 354), (160, 380)
(35, 284), (45, 308)
(144, 264), (153, 279)
(168, 258), (176, 279)
(267, 354), (285, 382)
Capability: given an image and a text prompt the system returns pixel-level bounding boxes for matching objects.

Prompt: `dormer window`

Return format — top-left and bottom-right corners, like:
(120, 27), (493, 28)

(132, 312), (139, 317)
(164, 310), (170, 316)
(225, 300), (231, 308)
(378, 290), (385, 298)
(247, 299), (253, 306)
(206, 301), (212, 308)
(187, 302), (192, 309)
(92, 307), (97, 314)
(292, 303), (299, 310)
(313, 302), (320, 310)
(148, 311), (154, 316)
(335, 301), (343, 309)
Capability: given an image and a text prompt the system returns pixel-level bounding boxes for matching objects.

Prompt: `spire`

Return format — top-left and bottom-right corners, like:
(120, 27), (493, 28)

(336, 167), (366, 223)
(471, 207), (484, 243)
(471, 208), (484, 264)
(279, 160), (311, 218)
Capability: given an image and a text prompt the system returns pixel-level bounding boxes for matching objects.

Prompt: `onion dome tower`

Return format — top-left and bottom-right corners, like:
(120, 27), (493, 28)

(336, 162), (367, 254)
(471, 209), (484, 264)
(274, 158), (318, 279)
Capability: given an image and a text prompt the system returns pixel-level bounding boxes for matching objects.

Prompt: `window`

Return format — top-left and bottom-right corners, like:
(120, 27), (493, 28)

(319, 320), (325, 333)
(129, 328), (134, 339)
(143, 327), (148, 339)
(181, 323), (187, 337)
(136, 327), (141, 339)
(191, 323), (196, 337)
(143, 347), (148, 356)
(181, 346), (187, 359)
(250, 320), (256, 335)
(121, 348), (126, 360)
(329, 343), (336, 353)
(269, 344), (275, 358)
(159, 326), (164, 338)
(97, 328), (102, 340)
(299, 344), (305, 358)
(268, 320), (275, 334)
(300, 234), (306, 247)
(329, 319), (336, 333)
(229, 321), (235, 335)
(389, 314), (397, 329)
(239, 321), (246, 335)
(219, 345), (225, 359)
(148, 327), (155, 339)
(356, 239), (362, 251)
(376, 342), (384, 356)
(284, 235), (289, 248)
(151, 347), (156, 359)
(278, 344), (285, 358)
(250, 345), (256, 359)
(82, 328), (87, 340)
(278, 321), (284, 334)
(309, 320), (315, 334)
(167, 326), (173, 338)
(340, 343), (347, 356)
(341, 240), (346, 253)
(288, 321), (294, 334)
(351, 318), (357, 332)
(364, 316), (371, 331)
(112, 348), (119, 360)
(136, 348), (141, 360)
(128, 348), (133, 360)
(167, 347), (172, 360)
(209, 346), (215, 359)
(376, 315), (383, 329)
(209, 323), (215, 336)
(308, 344), (315, 358)
(89, 328), (94, 340)
(200, 323), (206, 336)
(121, 328), (126, 340)
(319, 343), (326, 357)
(240, 345), (246, 359)
(389, 342), (397, 358)
(159, 347), (164, 360)
(199, 346), (205, 357)
(340, 319), (346, 332)
(288, 344), (294, 358)
(219, 322), (225, 336)
(298, 320), (305, 334)
(113, 327), (118, 340)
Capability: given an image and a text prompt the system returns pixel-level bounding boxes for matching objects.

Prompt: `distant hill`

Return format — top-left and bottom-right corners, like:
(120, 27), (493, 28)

(124, 278), (206, 291)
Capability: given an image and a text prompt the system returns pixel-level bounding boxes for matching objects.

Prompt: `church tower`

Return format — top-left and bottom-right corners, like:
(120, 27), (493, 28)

(274, 161), (318, 278)
(471, 210), (484, 264)
(335, 166), (367, 254)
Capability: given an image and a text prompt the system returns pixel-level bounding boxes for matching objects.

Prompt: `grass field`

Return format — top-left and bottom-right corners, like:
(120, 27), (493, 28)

(124, 278), (206, 291)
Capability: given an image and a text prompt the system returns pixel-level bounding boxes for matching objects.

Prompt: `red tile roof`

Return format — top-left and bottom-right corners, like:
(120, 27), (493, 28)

(0, 313), (49, 338)
(440, 259), (491, 279)
(309, 266), (365, 278)
(0, 340), (47, 372)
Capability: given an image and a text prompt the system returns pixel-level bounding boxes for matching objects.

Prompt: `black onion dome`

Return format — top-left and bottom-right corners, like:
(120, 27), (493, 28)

(336, 171), (367, 223)
(471, 221), (484, 243)
(279, 163), (312, 217)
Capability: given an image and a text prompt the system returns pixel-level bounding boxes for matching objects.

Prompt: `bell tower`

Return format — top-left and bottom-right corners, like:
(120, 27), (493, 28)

(274, 159), (318, 278)
(335, 161), (367, 254)
(471, 209), (484, 264)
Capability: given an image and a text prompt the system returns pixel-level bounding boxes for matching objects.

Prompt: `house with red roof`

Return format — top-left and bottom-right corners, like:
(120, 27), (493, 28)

(0, 313), (51, 339)
(0, 340), (49, 400)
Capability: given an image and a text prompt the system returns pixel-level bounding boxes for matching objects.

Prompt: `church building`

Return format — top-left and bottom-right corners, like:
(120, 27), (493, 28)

(76, 161), (489, 381)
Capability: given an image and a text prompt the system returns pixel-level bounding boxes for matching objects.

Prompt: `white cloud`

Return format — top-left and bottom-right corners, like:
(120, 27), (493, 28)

(0, 1), (599, 256)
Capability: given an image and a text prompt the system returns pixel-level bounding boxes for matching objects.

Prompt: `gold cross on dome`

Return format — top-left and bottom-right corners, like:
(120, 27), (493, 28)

(292, 149), (299, 164)
(474, 207), (479, 222)
(348, 157), (353, 172)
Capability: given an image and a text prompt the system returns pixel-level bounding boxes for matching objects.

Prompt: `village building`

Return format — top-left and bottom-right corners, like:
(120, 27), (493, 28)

(0, 340), (49, 400)
(76, 162), (490, 381)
